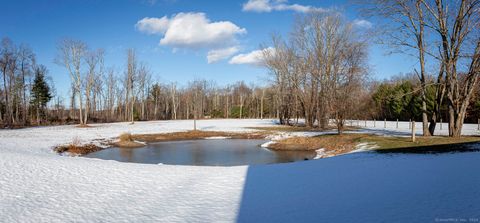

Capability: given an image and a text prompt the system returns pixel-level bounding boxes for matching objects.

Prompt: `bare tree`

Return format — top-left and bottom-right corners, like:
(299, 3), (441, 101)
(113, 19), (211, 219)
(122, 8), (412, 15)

(362, 0), (438, 136)
(263, 37), (293, 125)
(0, 38), (17, 126)
(17, 44), (35, 125)
(171, 83), (178, 120)
(124, 49), (137, 123)
(422, 0), (480, 137)
(84, 49), (103, 124)
(137, 63), (150, 121)
(56, 39), (87, 125)
(105, 68), (117, 121)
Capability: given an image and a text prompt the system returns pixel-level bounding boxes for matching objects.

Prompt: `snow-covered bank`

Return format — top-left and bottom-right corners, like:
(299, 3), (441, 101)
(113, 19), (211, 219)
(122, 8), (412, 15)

(1, 119), (480, 222)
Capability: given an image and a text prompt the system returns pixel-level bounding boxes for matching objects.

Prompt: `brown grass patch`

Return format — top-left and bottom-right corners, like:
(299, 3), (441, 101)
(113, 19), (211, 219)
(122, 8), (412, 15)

(54, 138), (102, 155)
(268, 133), (480, 157)
(132, 130), (265, 142)
(360, 135), (480, 150)
(269, 134), (364, 155)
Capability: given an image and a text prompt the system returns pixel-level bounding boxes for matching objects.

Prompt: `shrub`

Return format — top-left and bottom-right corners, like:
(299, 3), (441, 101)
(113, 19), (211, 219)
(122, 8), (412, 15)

(119, 132), (134, 142)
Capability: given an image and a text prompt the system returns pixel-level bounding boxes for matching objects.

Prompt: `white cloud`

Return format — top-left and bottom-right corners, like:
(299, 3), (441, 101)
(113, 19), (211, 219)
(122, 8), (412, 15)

(136, 16), (170, 34)
(207, 47), (240, 64)
(242, 0), (324, 13)
(229, 47), (275, 66)
(353, 19), (373, 29)
(274, 3), (314, 13)
(136, 12), (246, 49)
(243, 0), (273, 12)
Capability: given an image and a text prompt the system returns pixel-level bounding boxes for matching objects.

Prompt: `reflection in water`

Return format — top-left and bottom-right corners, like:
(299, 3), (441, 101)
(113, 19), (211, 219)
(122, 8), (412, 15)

(84, 139), (316, 166)
(119, 148), (134, 162)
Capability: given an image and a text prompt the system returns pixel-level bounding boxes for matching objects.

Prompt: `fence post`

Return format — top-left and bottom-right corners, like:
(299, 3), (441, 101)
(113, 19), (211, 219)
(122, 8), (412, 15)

(374, 119), (376, 127)
(412, 121), (416, 142)
(409, 119), (411, 129)
(478, 119), (479, 131)
(384, 118), (387, 128)
(396, 119), (399, 128)
(440, 119), (442, 130)
(364, 120), (367, 127)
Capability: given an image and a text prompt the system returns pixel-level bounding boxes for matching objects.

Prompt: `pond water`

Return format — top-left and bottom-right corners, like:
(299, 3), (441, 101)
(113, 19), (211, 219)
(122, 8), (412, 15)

(84, 139), (316, 166)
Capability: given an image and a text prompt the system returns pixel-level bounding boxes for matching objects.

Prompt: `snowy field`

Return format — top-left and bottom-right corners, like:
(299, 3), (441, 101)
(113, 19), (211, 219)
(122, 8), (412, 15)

(1, 119), (480, 222)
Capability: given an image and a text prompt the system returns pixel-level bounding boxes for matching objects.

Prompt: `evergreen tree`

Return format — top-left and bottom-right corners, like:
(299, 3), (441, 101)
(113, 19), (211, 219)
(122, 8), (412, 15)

(30, 65), (52, 124)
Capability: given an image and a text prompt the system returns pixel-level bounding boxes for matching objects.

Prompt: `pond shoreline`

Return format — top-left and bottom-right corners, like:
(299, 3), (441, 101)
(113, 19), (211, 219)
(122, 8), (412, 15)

(54, 130), (268, 156)
(83, 139), (316, 166)
(54, 127), (480, 160)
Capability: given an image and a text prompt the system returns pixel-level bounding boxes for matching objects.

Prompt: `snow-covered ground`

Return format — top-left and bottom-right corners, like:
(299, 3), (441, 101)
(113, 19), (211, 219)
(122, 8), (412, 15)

(1, 119), (480, 222)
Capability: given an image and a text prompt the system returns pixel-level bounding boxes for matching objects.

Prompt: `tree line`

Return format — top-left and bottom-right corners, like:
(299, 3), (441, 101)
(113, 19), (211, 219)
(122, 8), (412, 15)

(1, 38), (280, 127)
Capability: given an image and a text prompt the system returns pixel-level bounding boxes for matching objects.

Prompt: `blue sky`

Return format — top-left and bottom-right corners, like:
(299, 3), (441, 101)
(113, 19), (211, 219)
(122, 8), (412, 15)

(1, 0), (416, 97)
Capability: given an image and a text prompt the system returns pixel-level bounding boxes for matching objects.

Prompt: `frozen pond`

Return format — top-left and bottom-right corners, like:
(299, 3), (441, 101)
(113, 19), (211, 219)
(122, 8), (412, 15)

(84, 139), (316, 166)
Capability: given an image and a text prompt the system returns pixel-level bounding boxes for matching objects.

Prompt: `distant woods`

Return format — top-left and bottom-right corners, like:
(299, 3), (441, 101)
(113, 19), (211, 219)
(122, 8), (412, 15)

(1, 37), (279, 127)
(0, 38), (53, 127)
(0, 0), (479, 138)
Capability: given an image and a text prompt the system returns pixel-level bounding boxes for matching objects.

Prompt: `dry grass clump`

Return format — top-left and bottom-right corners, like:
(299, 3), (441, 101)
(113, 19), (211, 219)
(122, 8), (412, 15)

(54, 137), (102, 155)
(119, 132), (134, 142)
(113, 132), (145, 148)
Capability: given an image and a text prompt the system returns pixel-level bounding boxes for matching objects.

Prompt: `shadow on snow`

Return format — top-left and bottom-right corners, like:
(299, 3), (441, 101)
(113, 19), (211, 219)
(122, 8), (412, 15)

(235, 150), (480, 223)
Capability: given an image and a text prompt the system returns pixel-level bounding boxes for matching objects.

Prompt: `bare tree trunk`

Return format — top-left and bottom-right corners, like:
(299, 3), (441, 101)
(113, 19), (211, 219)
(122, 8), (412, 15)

(2, 66), (10, 126)
(171, 83), (177, 120)
(154, 96), (158, 120)
(416, 0), (431, 137)
(130, 96), (135, 123)
(260, 89), (264, 119)
(226, 93), (229, 118)
(429, 63), (446, 135)
(70, 84), (76, 120)
(239, 94), (243, 119)
(78, 89), (84, 125)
